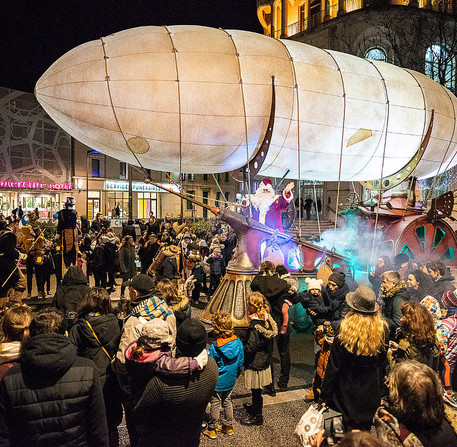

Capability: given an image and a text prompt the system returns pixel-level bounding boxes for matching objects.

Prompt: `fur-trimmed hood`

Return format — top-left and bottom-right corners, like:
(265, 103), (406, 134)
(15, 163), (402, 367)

(251, 313), (278, 339)
(168, 295), (189, 312)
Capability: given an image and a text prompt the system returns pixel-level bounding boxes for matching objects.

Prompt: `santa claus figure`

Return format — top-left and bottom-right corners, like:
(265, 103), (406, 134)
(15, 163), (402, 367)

(250, 178), (294, 232)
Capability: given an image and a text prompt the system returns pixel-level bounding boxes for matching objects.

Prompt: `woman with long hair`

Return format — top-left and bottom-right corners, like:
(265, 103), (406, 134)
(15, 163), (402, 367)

(369, 255), (393, 297)
(381, 270), (410, 338)
(156, 278), (191, 327)
(388, 301), (440, 371)
(320, 286), (389, 431)
(69, 288), (122, 447)
(0, 306), (32, 383)
(375, 361), (457, 446)
(119, 235), (137, 298)
(406, 269), (435, 302)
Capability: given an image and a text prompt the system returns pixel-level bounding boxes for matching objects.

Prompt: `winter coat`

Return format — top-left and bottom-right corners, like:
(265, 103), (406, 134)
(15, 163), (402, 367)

(208, 335), (244, 392)
(112, 294), (177, 388)
(92, 243), (106, 270)
(125, 342), (199, 404)
(387, 335), (441, 371)
(122, 224), (136, 242)
(327, 283), (350, 322)
(206, 255), (225, 276)
(69, 313), (121, 387)
(0, 228), (19, 296)
(0, 334), (108, 447)
(134, 357), (218, 447)
(119, 245), (136, 279)
(320, 335), (388, 429)
(299, 289), (333, 326)
(0, 342), (20, 384)
(434, 270), (456, 303)
(157, 256), (178, 280)
(52, 266), (91, 325)
(375, 404), (457, 447)
(251, 272), (294, 319)
(138, 242), (159, 268)
(169, 295), (191, 327)
(382, 284), (410, 339)
(103, 241), (118, 271)
(244, 315), (278, 371)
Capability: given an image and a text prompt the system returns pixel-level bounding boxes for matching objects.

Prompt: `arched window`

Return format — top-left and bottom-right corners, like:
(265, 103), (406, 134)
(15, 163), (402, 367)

(364, 47), (387, 62)
(425, 44), (455, 90)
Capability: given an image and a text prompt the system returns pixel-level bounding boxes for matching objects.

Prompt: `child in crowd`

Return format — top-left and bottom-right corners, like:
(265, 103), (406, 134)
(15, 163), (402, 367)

(191, 258), (205, 304)
(242, 292), (278, 426)
(308, 321), (335, 402)
(300, 278), (332, 328)
(203, 311), (244, 440)
(124, 318), (208, 404)
(206, 247), (225, 297)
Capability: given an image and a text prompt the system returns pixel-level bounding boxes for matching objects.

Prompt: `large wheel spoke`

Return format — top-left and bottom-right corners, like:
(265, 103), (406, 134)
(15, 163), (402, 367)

(424, 224), (437, 254)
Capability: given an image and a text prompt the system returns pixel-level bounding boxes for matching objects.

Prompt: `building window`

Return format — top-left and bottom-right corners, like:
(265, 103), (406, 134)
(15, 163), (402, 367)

(364, 47), (387, 62)
(120, 162), (127, 179)
(203, 174), (209, 182)
(137, 192), (157, 219)
(310, 0), (321, 28)
(299, 4), (307, 31)
(203, 191), (209, 218)
(225, 172), (229, 182)
(91, 158), (101, 178)
(186, 190), (195, 210)
(425, 44), (455, 90)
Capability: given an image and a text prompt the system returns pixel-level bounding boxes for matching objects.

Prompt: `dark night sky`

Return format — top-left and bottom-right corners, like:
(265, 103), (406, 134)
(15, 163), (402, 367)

(1, 0), (263, 93)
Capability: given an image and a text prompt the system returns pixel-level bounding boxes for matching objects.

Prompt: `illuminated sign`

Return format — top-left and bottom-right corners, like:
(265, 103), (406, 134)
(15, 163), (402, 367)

(104, 180), (180, 193)
(0, 180), (72, 190)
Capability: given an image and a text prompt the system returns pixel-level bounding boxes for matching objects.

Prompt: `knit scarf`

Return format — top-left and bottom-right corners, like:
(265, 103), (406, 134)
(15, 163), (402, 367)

(132, 296), (173, 321)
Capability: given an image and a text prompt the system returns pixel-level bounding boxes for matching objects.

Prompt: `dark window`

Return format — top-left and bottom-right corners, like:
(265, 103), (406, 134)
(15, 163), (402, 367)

(203, 191), (209, 218)
(225, 172), (229, 182)
(92, 158), (101, 177)
(203, 174), (209, 182)
(120, 162), (127, 179)
(215, 192), (221, 208)
(186, 190), (195, 210)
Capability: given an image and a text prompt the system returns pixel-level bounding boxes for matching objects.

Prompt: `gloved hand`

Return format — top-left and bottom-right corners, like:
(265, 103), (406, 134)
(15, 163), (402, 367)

(194, 349), (208, 370)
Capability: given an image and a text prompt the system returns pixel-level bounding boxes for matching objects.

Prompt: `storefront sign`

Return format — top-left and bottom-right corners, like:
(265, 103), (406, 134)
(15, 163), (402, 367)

(0, 180), (72, 190)
(104, 180), (180, 193)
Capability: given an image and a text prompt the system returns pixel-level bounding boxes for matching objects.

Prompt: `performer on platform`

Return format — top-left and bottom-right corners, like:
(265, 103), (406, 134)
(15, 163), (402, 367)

(249, 178), (294, 232)
(57, 197), (78, 268)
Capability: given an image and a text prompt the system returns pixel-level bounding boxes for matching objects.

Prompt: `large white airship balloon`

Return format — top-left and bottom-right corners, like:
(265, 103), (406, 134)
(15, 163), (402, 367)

(35, 25), (457, 181)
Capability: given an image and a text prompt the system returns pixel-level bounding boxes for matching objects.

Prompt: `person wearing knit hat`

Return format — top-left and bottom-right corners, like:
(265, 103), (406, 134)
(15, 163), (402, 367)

(442, 289), (457, 317)
(326, 271), (350, 322)
(134, 318), (218, 447)
(124, 318), (207, 405)
(299, 278), (332, 328)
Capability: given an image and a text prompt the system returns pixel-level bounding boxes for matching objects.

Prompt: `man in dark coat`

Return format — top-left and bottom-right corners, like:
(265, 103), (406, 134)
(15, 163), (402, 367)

(0, 307), (108, 447)
(52, 265), (91, 328)
(250, 261), (298, 392)
(138, 234), (160, 274)
(429, 260), (455, 302)
(304, 196), (314, 220)
(134, 318), (218, 447)
(122, 220), (137, 243)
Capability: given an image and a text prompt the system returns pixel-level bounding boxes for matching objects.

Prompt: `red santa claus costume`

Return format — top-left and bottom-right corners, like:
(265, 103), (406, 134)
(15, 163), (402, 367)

(250, 179), (294, 232)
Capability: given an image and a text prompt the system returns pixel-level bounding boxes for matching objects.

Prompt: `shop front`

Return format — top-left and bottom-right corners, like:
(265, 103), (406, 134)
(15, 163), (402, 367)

(0, 180), (73, 219)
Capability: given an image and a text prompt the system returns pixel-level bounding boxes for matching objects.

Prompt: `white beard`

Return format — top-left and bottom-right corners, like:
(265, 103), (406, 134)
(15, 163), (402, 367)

(251, 186), (276, 224)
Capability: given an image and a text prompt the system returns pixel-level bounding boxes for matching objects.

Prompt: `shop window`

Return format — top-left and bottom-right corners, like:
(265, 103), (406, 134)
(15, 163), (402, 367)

(365, 47), (387, 62)
(120, 162), (127, 179)
(92, 158), (101, 178)
(186, 190), (195, 210)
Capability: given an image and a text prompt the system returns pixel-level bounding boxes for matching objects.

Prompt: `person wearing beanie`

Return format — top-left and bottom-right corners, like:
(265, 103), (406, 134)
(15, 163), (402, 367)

(299, 278), (332, 327)
(134, 319), (218, 447)
(112, 273), (177, 446)
(326, 271), (350, 323)
(124, 319), (206, 405)
(442, 289), (457, 317)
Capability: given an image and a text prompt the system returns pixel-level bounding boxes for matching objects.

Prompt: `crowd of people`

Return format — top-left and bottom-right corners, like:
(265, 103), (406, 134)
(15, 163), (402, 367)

(1, 204), (457, 446)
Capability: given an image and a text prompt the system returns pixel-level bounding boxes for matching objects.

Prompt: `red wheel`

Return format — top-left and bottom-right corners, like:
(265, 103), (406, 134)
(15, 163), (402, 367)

(385, 216), (457, 266)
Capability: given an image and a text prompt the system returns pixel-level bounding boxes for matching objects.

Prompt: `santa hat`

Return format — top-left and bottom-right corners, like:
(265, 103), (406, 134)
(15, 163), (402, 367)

(260, 178), (272, 187)
(306, 278), (323, 291)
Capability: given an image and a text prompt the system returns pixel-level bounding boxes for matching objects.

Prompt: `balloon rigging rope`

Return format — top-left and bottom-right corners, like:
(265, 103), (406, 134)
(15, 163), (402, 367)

(100, 37), (147, 176)
(323, 50), (346, 247)
(366, 60), (390, 266)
